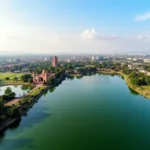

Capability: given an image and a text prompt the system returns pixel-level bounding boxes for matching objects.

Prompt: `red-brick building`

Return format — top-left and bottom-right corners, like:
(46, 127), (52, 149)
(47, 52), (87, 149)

(52, 56), (58, 67)
(32, 70), (55, 83)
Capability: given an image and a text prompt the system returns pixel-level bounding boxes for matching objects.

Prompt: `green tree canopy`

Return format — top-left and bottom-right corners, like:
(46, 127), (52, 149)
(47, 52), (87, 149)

(5, 87), (12, 96)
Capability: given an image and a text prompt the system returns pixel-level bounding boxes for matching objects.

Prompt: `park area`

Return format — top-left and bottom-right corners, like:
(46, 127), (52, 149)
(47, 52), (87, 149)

(0, 72), (23, 80)
(0, 72), (25, 85)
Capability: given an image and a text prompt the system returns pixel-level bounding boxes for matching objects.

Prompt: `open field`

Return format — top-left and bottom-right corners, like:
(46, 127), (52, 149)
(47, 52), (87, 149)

(0, 72), (24, 81)
(0, 72), (32, 85)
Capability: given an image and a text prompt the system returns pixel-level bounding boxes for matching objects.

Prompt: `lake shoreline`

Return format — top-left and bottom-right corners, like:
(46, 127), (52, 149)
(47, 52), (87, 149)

(0, 71), (150, 134)
(0, 75), (66, 133)
(97, 69), (150, 99)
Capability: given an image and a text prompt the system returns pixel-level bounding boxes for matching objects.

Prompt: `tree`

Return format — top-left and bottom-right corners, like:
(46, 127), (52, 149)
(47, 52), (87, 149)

(21, 85), (29, 91)
(43, 81), (47, 86)
(5, 87), (12, 96)
(13, 76), (18, 81)
(130, 71), (137, 78)
(47, 77), (55, 85)
(18, 65), (22, 71)
(56, 72), (61, 78)
(5, 77), (9, 80)
(2, 87), (16, 102)
(145, 76), (150, 85)
(130, 78), (140, 85)
(21, 74), (32, 82)
(28, 78), (33, 83)
(9, 92), (16, 98)
(0, 102), (5, 115)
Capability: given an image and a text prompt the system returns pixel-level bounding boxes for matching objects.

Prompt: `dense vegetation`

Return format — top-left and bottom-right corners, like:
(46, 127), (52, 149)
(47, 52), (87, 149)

(0, 87), (17, 120)
(143, 64), (150, 72)
(0, 87), (16, 103)
(122, 65), (150, 86)
(21, 74), (33, 83)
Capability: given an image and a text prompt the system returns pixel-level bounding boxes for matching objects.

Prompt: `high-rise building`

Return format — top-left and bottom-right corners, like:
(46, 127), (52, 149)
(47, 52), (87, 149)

(91, 55), (96, 61)
(52, 56), (58, 67)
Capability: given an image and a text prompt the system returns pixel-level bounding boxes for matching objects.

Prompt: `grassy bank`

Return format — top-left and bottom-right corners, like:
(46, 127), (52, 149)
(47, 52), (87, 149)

(118, 72), (150, 98)
(5, 81), (31, 86)
(70, 74), (83, 77)
(16, 86), (47, 107)
(97, 69), (118, 75)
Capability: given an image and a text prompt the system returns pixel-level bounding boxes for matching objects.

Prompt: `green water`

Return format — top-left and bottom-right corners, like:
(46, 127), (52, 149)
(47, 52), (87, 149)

(0, 74), (150, 150)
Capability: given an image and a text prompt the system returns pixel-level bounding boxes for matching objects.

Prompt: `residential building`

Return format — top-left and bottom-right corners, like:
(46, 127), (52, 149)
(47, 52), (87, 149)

(144, 59), (150, 63)
(52, 56), (58, 67)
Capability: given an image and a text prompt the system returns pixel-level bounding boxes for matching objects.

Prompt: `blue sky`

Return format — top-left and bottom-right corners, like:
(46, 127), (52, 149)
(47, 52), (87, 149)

(0, 0), (150, 54)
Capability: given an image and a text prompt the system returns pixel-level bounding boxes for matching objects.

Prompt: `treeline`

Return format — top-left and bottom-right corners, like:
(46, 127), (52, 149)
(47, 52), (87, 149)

(27, 61), (122, 74)
(27, 62), (64, 74)
(122, 66), (150, 86)
(75, 67), (96, 75)
(96, 61), (121, 71)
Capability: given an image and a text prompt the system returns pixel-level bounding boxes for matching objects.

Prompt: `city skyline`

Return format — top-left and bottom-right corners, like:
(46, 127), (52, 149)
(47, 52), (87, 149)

(1, 0), (150, 54)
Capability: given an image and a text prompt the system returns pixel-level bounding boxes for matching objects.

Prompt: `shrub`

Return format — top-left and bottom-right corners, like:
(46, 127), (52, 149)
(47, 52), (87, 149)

(5, 77), (9, 80)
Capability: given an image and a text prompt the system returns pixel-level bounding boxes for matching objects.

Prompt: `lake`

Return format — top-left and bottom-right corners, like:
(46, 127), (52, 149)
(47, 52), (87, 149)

(0, 74), (150, 150)
(0, 85), (33, 97)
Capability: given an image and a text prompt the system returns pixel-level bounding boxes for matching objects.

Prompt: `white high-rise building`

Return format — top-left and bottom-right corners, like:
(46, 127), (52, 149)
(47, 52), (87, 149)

(92, 55), (95, 61)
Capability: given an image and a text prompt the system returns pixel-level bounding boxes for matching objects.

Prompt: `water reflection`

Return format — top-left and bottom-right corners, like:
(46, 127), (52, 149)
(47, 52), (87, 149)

(128, 87), (139, 96)
(0, 132), (5, 139)
(21, 85), (34, 91)
(43, 90), (48, 97)
(0, 138), (34, 150)
(14, 85), (18, 88)
(67, 76), (75, 80)
(9, 118), (22, 130)
(0, 95), (51, 138)
(49, 86), (56, 93)
(21, 85), (29, 90)
(76, 76), (83, 79)
(0, 85), (33, 97)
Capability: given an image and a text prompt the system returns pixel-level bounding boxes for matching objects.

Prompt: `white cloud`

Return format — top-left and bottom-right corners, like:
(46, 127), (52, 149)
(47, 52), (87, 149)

(82, 28), (96, 40)
(82, 28), (121, 41)
(134, 12), (150, 21)
(136, 34), (150, 40)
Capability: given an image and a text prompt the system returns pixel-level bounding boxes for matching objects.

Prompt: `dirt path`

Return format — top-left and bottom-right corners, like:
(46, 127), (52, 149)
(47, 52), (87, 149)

(4, 84), (43, 107)
(5, 98), (21, 106)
